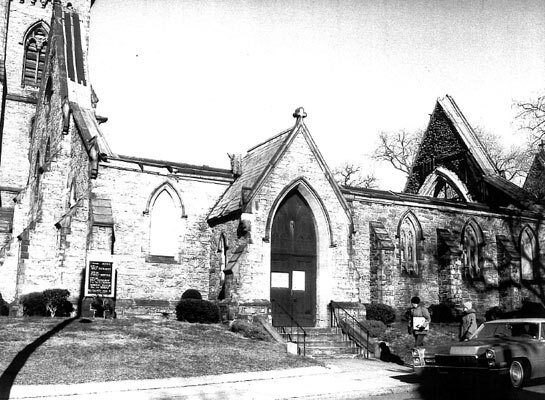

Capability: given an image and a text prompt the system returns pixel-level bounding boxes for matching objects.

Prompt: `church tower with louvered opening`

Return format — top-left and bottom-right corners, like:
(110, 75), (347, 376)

(0, 1), (93, 207)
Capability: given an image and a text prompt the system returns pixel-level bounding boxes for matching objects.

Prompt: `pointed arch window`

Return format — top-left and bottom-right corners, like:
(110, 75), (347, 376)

(146, 183), (184, 260)
(398, 211), (423, 276)
(218, 234), (228, 280)
(520, 227), (537, 281)
(22, 22), (49, 88)
(462, 220), (484, 280)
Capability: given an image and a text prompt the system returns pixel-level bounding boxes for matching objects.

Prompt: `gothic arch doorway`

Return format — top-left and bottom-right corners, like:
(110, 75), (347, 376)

(270, 190), (316, 327)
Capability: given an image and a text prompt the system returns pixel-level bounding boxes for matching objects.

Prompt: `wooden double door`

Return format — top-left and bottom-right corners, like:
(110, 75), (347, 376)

(270, 191), (317, 327)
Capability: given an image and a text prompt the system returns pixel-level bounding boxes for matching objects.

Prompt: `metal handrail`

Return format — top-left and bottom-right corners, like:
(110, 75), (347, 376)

(271, 299), (306, 356)
(329, 301), (370, 358)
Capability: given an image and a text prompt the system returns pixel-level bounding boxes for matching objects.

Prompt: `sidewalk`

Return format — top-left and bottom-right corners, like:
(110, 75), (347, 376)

(6, 358), (418, 400)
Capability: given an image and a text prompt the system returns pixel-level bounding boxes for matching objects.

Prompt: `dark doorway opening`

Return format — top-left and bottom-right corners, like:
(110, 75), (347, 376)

(270, 190), (317, 327)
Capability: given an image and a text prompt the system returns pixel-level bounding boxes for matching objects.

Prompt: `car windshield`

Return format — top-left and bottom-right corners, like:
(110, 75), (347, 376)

(474, 322), (540, 339)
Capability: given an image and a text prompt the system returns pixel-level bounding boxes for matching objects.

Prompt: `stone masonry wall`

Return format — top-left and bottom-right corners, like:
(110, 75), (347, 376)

(91, 163), (230, 316)
(351, 196), (541, 317)
(233, 128), (354, 327)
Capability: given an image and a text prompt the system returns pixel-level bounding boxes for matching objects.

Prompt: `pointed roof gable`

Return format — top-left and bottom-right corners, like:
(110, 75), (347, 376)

(406, 95), (533, 209)
(437, 95), (498, 175)
(523, 147), (545, 202)
(208, 108), (351, 223)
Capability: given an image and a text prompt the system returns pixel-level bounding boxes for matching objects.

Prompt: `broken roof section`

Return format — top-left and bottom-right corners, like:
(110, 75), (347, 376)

(407, 95), (534, 209)
(208, 108), (350, 223)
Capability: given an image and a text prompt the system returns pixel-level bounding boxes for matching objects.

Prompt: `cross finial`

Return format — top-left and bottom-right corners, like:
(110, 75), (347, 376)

(293, 107), (307, 120)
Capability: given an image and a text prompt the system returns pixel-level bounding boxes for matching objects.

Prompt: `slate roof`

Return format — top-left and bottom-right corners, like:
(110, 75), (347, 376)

(208, 128), (291, 221)
(208, 112), (351, 223)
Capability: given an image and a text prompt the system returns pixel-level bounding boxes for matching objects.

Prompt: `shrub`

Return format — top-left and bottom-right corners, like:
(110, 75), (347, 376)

(20, 292), (47, 316)
(176, 299), (220, 323)
(0, 293), (9, 316)
(364, 303), (396, 325)
(42, 289), (73, 317)
(20, 289), (73, 317)
(181, 289), (202, 300)
(359, 319), (387, 338)
(230, 320), (271, 341)
(429, 303), (457, 323)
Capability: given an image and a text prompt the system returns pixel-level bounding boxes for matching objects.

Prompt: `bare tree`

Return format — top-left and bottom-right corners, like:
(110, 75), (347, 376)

(476, 129), (533, 184)
(332, 162), (377, 189)
(373, 128), (531, 184)
(372, 129), (423, 175)
(516, 95), (545, 144)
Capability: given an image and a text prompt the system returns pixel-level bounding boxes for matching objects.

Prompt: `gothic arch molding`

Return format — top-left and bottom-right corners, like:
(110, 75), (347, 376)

(144, 181), (186, 217)
(418, 166), (472, 202)
(263, 178), (334, 247)
(396, 210), (424, 241)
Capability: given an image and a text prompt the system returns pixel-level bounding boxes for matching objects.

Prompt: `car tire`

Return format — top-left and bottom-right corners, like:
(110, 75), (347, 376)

(509, 359), (529, 389)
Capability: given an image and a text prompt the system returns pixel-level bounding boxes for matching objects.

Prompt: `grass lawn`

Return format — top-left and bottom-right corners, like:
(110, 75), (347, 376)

(0, 316), (319, 386)
(381, 322), (460, 365)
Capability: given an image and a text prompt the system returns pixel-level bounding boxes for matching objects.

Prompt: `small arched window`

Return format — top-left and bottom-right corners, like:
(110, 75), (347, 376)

(149, 187), (182, 257)
(462, 220), (484, 279)
(22, 22), (49, 88)
(218, 234), (228, 279)
(520, 227), (537, 281)
(398, 211), (423, 276)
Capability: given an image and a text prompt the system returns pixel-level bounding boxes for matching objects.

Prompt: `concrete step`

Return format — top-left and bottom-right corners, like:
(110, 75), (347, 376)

(306, 346), (361, 357)
(305, 340), (353, 348)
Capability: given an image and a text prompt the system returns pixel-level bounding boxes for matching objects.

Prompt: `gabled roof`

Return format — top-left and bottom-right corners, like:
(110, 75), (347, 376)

(437, 95), (499, 176)
(408, 95), (534, 209)
(208, 109), (351, 223)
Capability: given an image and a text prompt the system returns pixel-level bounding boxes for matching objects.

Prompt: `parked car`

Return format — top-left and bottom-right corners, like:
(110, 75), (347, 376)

(412, 318), (545, 389)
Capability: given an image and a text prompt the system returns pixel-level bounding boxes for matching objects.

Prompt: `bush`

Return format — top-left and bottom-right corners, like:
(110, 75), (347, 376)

(20, 289), (73, 317)
(176, 299), (220, 323)
(0, 293), (9, 316)
(429, 303), (457, 323)
(42, 289), (73, 317)
(365, 303), (396, 325)
(20, 292), (47, 316)
(359, 319), (387, 338)
(181, 289), (202, 300)
(230, 320), (271, 341)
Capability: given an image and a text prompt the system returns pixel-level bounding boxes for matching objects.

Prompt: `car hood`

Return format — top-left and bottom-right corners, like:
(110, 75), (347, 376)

(422, 338), (528, 356)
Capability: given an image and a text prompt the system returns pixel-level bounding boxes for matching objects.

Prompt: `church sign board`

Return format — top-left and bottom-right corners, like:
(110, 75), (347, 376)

(85, 260), (115, 297)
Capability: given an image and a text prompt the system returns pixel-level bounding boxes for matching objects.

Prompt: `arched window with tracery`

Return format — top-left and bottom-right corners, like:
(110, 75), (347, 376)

(397, 211), (423, 276)
(462, 220), (484, 279)
(22, 22), (49, 88)
(520, 227), (536, 281)
(147, 183), (184, 259)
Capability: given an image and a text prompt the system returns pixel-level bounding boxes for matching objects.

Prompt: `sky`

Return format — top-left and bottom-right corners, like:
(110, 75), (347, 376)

(88, 0), (545, 191)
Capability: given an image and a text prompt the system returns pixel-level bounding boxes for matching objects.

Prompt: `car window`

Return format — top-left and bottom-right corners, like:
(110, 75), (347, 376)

(474, 322), (539, 339)
(541, 323), (545, 340)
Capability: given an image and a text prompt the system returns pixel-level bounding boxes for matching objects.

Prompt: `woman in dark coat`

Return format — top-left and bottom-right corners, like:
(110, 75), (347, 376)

(459, 301), (477, 341)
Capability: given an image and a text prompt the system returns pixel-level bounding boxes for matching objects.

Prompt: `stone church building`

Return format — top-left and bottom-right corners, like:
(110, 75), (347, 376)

(0, 1), (544, 325)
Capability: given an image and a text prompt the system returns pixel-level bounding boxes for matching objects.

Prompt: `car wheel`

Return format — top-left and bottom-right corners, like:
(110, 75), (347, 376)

(509, 359), (529, 389)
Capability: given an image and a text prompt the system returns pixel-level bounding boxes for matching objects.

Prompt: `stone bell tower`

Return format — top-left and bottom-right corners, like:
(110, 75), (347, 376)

(0, 0), (93, 206)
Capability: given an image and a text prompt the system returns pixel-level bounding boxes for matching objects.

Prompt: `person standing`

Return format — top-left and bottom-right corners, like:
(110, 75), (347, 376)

(408, 296), (430, 347)
(459, 301), (477, 341)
